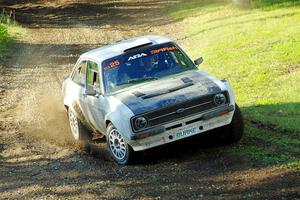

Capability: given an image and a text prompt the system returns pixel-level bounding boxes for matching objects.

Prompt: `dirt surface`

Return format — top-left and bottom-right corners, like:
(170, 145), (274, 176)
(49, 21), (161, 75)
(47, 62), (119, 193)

(0, 1), (299, 199)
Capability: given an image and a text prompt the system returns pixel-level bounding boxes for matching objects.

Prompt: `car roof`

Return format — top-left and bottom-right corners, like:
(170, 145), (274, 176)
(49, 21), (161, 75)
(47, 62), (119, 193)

(79, 35), (172, 64)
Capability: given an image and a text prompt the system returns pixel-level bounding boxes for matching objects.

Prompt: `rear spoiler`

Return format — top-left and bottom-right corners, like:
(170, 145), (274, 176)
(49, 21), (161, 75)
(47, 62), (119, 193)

(123, 38), (153, 53)
(123, 42), (152, 53)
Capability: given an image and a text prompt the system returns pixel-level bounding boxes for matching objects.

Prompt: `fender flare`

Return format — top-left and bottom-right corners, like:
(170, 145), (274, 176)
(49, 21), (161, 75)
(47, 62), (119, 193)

(104, 110), (134, 143)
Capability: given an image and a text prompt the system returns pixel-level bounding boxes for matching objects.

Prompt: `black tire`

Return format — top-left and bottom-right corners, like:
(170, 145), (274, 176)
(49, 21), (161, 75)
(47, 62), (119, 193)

(222, 104), (244, 143)
(68, 107), (92, 151)
(106, 123), (135, 165)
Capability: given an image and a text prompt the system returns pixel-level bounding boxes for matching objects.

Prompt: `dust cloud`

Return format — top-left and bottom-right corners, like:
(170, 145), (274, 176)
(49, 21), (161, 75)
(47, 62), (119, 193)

(18, 77), (73, 146)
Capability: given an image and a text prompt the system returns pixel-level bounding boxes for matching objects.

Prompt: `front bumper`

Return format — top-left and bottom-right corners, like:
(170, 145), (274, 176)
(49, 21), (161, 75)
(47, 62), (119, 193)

(128, 104), (235, 151)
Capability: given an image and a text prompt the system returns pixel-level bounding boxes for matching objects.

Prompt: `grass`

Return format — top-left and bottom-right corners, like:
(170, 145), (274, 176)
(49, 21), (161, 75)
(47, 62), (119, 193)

(0, 23), (11, 56)
(0, 14), (23, 59)
(167, 0), (300, 166)
(230, 124), (300, 165)
(253, 0), (300, 8)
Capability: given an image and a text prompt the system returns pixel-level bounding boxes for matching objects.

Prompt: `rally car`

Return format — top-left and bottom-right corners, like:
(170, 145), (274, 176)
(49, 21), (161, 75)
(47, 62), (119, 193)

(62, 35), (244, 165)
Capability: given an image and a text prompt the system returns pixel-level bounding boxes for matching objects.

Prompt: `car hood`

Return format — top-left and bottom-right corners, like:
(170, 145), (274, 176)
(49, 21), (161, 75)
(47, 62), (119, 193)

(113, 70), (222, 115)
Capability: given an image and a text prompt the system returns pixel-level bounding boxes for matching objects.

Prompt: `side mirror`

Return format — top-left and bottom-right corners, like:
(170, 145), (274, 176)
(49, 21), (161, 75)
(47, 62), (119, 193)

(84, 88), (97, 96)
(63, 75), (69, 81)
(93, 83), (102, 95)
(194, 57), (203, 65)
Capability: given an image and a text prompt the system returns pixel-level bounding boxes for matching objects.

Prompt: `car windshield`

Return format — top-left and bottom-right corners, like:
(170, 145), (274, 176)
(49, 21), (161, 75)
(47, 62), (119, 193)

(102, 42), (197, 93)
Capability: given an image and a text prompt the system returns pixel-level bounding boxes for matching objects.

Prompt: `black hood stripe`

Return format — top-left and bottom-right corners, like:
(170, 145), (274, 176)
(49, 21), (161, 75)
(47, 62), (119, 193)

(114, 71), (222, 115)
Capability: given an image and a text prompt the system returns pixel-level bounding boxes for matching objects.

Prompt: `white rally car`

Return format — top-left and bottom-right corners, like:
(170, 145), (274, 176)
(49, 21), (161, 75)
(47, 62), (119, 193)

(62, 35), (244, 165)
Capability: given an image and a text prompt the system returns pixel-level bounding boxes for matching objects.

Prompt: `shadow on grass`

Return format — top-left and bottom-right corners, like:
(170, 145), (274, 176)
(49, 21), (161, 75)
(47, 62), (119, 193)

(242, 102), (300, 133)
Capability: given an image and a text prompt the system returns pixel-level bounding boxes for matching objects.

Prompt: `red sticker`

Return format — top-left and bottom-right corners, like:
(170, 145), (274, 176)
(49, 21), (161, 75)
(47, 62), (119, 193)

(104, 60), (120, 71)
(150, 46), (178, 54)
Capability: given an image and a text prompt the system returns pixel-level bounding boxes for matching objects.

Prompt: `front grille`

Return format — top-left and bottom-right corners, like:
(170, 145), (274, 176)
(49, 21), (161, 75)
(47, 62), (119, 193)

(131, 91), (229, 132)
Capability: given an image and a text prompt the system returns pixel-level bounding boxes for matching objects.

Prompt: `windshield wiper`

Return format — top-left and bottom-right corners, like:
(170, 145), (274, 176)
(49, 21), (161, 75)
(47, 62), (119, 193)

(128, 76), (158, 83)
(117, 76), (158, 86)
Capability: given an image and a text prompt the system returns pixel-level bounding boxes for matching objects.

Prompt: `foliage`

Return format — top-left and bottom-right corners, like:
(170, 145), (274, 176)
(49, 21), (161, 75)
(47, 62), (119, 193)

(0, 12), (22, 58)
(0, 23), (11, 55)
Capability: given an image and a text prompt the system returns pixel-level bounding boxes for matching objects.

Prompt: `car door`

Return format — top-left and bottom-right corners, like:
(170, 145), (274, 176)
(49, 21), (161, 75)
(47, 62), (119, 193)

(67, 60), (87, 117)
(82, 60), (106, 134)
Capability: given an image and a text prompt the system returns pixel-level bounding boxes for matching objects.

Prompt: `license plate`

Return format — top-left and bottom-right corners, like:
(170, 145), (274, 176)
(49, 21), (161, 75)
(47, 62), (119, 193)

(175, 126), (198, 139)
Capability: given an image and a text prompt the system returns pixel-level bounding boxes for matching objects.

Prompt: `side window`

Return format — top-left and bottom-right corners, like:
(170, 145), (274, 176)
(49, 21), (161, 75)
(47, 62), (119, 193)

(87, 61), (100, 91)
(72, 61), (87, 86)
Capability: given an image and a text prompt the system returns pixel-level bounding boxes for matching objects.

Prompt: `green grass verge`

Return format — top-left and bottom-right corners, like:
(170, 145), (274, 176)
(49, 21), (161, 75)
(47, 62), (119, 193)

(168, 0), (300, 166)
(0, 23), (11, 56)
(253, 0), (300, 8)
(0, 18), (23, 58)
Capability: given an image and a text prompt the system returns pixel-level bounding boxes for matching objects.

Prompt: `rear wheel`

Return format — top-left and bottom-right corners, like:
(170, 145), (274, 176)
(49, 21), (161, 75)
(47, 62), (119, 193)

(68, 107), (92, 150)
(106, 123), (134, 165)
(222, 104), (244, 143)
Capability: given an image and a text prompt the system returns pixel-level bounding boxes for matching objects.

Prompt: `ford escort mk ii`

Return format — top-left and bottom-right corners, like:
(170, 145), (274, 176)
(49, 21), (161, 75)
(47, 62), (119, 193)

(62, 35), (244, 165)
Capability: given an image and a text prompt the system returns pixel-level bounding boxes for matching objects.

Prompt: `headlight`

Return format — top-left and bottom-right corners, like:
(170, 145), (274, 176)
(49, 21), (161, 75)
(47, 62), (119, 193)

(133, 117), (148, 130)
(213, 93), (226, 106)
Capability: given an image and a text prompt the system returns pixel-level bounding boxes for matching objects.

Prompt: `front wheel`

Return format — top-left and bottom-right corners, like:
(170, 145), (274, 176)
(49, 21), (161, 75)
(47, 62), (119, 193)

(106, 123), (135, 165)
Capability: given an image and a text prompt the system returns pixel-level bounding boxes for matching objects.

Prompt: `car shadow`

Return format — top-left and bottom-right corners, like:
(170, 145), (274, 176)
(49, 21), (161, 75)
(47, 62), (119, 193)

(134, 129), (227, 165)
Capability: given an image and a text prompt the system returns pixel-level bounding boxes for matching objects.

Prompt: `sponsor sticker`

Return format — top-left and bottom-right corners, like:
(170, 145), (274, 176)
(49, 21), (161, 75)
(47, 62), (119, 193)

(150, 46), (178, 54)
(104, 60), (120, 71)
(175, 127), (197, 139)
(128, 53), (147, 61)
